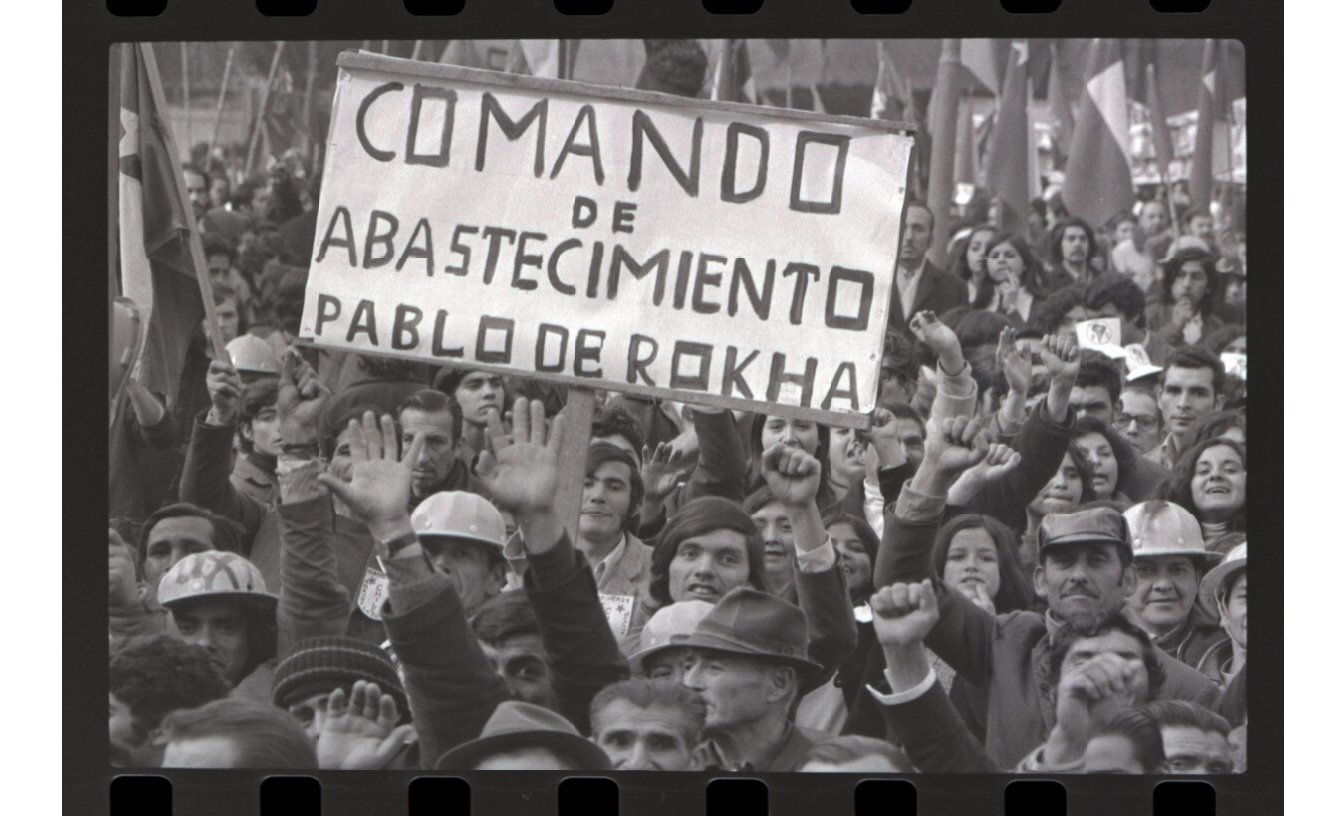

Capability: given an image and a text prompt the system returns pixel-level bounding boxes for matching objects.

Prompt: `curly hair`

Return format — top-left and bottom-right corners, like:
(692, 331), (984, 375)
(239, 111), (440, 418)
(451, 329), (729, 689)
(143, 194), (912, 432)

(1032, 284), (1088, 336)
(591, 404), (647, 457)
(1157, 437), (1246, 530)
(1085, 272), (1148, 328)
(1159, 247), (1219, 316)
(110, 635), (232, 740)
(1047, 611), (1167, 700)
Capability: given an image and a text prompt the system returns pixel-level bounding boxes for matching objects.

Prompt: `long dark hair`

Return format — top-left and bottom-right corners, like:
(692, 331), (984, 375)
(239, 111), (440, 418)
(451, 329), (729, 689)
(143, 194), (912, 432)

(1160, 247), (1218, 316)
(1074, 416), (1137, 502)
(931, 514), (1037, 614)
(1158, 437), (1247, 530)
(746, 413), (836, 511)
(985, 231), (1051, 298)
(646, 497), (769, 611)
(823, 513), (881, 603)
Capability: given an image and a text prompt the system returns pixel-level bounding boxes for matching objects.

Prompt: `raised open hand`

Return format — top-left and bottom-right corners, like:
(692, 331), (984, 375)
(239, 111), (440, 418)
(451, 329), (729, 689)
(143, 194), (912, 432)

(909, 311), (959, 359)
(870, 579), (941, 648)
(277, 348), (330, 445)
(475, 397), (564, 517)
(761, 443), (822, 509)
(316, 680), (416, 770)
(641, 441), (689, 503)
(996, 327), (1032, 396)
(317, 411), (424, 538)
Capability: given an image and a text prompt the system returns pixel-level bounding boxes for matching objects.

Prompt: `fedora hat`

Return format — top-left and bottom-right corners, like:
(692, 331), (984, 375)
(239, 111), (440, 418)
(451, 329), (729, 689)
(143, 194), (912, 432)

(678, 587), (824, 686)
(1199, 542), (1248, 614)
(435, 701), (612, 771)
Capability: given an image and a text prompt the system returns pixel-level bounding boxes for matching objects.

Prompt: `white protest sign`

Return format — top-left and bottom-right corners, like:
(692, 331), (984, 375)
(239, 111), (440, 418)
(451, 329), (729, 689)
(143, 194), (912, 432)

(1076, 317), (1126, 359)
(1222, 352), (1247, 380)
(301, 53), (915, 425)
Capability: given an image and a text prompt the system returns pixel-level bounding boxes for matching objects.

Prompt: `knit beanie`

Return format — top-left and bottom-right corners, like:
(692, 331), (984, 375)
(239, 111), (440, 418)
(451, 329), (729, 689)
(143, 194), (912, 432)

(636, 40), (708, 98)
(272, 637), (409, 722)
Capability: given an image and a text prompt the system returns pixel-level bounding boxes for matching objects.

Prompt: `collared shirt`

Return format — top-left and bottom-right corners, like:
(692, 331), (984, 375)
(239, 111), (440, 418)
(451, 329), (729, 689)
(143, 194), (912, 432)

(592, 535), (627, 587)
(897, 259), (927, 321)
(697, 721), (818, 772)
(1146, 433), (1181, 471)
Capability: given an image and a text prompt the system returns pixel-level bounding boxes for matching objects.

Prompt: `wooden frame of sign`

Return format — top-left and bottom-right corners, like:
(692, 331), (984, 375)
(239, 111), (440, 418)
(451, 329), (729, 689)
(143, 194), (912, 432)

(304, 52), (919, 431)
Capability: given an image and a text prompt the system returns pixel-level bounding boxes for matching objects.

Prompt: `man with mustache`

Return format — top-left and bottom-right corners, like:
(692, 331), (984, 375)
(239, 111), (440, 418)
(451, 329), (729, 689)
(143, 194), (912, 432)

(875, 415), (1220, 769)
(396, 390), (486, 505)
(1147, 347), (1226, 470)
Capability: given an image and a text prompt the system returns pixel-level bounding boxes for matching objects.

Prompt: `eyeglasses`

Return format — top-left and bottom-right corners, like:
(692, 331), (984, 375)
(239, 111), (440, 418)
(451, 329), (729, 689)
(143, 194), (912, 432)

(1112, 413), (1160, 432)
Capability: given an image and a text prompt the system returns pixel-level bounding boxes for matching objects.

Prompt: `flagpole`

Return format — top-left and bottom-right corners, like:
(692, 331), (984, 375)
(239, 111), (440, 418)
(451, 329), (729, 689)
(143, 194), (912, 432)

(205, 43), (237, 173)
(110, 47), (123, 430)
(410, 40), (424, 61)
(138, 43), (228, 361)
(180, 43), (192, 155)
(927, 39), (961, 267)
(245, 42), (285, 179)
(302, 41), (319, 165)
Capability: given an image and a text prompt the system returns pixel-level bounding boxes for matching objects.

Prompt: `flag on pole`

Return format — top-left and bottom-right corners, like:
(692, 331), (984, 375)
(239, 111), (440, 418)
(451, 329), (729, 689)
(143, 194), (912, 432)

(961, 39), (1002, 95)
(985, 40), (1031, 234)
(926, 39), (962, 266)
(1145, 63), (1174, 180)
(1048, 43), (1075, 161)
(1062, 38), (1135, 231)
(1188, 39), (1219, 211)
(871, 42), (914, 121)
(1026, 76), (1043, 201)
(117, 43), (207, 409)
(953, 97), (976, 189)
(709, 40), (757, 103)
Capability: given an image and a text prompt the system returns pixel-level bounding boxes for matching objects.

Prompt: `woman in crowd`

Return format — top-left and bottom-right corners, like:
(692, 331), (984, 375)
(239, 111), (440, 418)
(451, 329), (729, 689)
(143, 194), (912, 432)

(1160, 438), (1247, 542)
(951, 224), (999, 308)
(982, 232), (1051, 328)
(1073, 416), (1137, 504)
(1020, 445), (1096, 567)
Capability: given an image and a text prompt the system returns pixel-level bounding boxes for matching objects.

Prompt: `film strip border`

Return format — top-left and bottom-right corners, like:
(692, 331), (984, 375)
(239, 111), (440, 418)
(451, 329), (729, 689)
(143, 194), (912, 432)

(111, 773), (1220, 815)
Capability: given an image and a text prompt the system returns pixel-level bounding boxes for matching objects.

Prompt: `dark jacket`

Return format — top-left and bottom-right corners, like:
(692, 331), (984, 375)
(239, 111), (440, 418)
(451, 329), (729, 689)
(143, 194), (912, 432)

(179, 411), (388, 644)
(230, 451), (278, 505)
(890, 260), (968, 338)
(380, 549), (511, 768)
(276, 495), (356, 659)
(876, 679), (999, 773)
(1151, 603), (1227, 670)
(637, 407), (748, 539)
(963, 401), (1076, 535)
(522, 537), (631, 735)
(108, 393), (179, 523)
(877, 503), (1222, 769)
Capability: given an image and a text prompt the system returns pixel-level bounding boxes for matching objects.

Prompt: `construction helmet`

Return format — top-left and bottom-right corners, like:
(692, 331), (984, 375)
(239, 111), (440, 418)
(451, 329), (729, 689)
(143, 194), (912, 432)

(226, 334), (282, 375)
(157, 551), (278, 613)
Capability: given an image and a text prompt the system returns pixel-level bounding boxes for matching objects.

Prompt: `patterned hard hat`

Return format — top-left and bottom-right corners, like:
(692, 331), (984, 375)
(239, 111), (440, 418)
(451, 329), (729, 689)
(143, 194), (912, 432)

(157, 551), (278, 612)
(226, 334), (282, 374)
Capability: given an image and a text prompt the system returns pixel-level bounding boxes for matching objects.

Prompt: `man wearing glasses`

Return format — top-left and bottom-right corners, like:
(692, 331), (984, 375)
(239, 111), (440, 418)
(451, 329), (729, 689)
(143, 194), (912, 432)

(1114, 387), (1164, 455)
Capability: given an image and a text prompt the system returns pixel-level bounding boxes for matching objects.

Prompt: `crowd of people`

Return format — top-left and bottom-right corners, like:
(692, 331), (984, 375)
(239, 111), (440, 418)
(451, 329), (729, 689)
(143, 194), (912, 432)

(108, 46), (1249, 776)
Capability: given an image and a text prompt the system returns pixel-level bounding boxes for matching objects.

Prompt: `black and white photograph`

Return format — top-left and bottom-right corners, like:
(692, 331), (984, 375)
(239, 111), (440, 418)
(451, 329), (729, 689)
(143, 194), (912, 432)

(106, 37), (1251, 777)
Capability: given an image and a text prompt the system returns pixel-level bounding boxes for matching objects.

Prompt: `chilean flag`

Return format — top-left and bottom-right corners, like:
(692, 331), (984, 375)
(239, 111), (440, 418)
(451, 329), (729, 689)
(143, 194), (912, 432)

(1062, 39), (1135, 231)
(116, 43), (205, 409)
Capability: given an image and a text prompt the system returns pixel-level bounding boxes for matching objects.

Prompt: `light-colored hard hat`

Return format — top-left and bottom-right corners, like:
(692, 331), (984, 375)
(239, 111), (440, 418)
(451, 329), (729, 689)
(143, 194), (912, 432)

(410, 492), (507, 555)
(1199, 542), (1247, 613)
(226, 334), (282, 375)
(1122, 501), (1216, 562)
(157, 551), (277, 611)
(628, 600), (715, 676)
